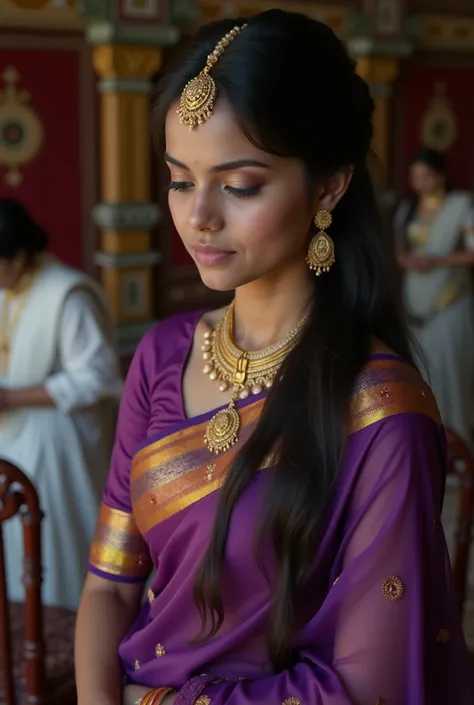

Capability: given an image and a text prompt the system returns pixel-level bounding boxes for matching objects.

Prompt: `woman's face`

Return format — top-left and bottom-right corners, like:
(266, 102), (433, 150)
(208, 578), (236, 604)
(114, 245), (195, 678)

(165, 99), (316, 292)
(409, 162), (445, 197)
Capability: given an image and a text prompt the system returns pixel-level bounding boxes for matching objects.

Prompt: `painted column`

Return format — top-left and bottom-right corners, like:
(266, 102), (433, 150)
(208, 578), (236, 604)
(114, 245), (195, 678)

(90, 44), (162, 355)
(355, 56), (400, 189)
(347, 0), (413, 195)
(81, 0), (196, 354)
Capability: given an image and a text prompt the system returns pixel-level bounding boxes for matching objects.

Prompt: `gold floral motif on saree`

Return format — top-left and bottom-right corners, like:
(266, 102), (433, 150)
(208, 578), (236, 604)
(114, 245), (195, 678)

(130, 358), (440, 534)
(89, 504), (152, 579)
(155, 643), (166, 657)
(382, 576), (404, 601)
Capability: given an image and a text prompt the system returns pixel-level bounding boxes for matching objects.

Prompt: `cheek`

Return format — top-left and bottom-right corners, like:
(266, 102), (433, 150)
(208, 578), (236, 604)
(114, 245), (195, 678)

(168, 194), (190, 244)
(236, 190), (310, 252)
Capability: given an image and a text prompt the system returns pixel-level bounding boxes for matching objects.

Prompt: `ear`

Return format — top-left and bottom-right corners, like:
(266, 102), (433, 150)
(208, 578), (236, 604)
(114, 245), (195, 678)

(313, 166), (354, 214)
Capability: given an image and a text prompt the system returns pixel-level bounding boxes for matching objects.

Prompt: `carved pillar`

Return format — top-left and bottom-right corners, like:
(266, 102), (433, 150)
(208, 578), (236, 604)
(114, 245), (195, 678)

(91, 44), (161, 354)
(348, 0), (413, 197)
(82, 0), (196, 354)
(356, 57), (400, 188)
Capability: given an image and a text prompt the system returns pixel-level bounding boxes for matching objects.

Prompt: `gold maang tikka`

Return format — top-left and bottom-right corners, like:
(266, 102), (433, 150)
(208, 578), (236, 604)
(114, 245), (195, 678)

(306, 209), (335, 276)
(177, 24), (247, 130)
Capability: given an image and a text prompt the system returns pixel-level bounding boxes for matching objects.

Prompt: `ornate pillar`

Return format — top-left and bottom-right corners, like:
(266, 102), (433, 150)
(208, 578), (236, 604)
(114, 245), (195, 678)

(82, 0), (197, 355)
(347, 0), (413, 195)
(355, 57), (400, 189)
(91, 44), (162, 355)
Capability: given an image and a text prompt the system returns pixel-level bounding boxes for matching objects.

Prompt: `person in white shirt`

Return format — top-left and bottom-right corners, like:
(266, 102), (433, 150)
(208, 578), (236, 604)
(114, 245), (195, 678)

(0, 199), (123, 610)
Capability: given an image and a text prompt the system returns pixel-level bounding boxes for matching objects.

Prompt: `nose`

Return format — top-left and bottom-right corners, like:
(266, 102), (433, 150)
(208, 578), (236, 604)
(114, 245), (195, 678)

(188, 191), (223, 233)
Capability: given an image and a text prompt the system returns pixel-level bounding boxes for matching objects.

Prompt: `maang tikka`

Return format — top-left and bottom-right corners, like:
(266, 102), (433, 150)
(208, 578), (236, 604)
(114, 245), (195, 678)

(177, 24), (247, 130)
(306, 210), (335, 276)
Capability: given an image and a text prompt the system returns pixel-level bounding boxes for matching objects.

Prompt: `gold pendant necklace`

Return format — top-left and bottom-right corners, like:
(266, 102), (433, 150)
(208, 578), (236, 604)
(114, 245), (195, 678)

(203, 303), (308, 455)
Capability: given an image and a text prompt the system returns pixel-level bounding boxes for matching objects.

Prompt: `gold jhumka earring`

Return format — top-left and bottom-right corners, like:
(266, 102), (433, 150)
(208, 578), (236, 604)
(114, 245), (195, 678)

(306, 209), (335, 276)
(176, 24), (247, 130)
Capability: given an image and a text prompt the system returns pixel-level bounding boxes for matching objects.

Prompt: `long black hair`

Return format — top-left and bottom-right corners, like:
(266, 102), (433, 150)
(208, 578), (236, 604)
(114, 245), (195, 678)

(0, 199), (48, 261)
(153, 9), (414, 671)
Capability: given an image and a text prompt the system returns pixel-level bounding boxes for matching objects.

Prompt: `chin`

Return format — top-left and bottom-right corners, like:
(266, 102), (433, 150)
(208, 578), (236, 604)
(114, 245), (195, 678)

(196, 266), (255, 293)
(198, 270), (240, 292)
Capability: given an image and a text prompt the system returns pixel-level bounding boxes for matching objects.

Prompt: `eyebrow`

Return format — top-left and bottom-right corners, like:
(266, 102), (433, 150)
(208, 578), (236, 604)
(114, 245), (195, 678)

(164, 153), (270, 172)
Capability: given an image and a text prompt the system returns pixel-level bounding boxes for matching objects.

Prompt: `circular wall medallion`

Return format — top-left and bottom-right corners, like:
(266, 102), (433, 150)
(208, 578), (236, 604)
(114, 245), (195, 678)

(0, 66), (44, 187)
(1, 119), (26, 149)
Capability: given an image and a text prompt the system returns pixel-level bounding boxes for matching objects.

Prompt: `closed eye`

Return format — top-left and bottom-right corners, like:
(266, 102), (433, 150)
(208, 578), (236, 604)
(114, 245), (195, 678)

(224, 185), (261, 199)
(167, 181), (194, 193)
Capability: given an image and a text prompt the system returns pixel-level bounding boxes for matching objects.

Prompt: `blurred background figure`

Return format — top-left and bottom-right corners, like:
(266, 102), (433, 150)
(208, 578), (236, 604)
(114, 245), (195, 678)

(0, 199), (123, 610)
(394, 149), (474, 447)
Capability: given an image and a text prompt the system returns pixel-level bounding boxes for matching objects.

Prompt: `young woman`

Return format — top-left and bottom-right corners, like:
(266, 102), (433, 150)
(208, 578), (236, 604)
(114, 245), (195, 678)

(0, 199), (123, 610)
(75, 11), (473, 705)
(395, 148), (474, 448)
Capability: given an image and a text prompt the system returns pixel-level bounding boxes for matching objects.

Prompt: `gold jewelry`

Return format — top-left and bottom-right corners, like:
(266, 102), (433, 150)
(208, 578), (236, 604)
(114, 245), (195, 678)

(306, 210), (335, 276)
(177, 25), (247, 130)
(0, 271), (36, 375)
(136, 687), (174, 705)
(420, 191), (445, 210)
(203, 303), (308, 454)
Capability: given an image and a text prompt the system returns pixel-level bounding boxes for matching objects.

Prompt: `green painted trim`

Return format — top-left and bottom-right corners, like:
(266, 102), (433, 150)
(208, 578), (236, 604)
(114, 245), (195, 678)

(98, 78), (152, 94)
(92, 202), (161, 230)
(347, 37), (413, 59)
(94, 251), (162, 268)
(86, 21), (180, 46)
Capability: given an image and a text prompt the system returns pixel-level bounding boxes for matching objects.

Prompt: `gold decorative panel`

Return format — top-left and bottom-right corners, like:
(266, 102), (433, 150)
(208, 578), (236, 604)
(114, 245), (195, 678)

(0, 0), (82, 28)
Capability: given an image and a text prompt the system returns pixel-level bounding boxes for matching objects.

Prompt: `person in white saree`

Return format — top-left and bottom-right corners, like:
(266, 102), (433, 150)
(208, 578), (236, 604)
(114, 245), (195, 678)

(0, 199), (123, 610)
(395, 149), (474, 447)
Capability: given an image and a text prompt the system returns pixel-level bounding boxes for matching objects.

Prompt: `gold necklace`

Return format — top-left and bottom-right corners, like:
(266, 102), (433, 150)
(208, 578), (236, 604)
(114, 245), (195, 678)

(420, 191), (445, 211)
(202, 303), (309, 454)
(0, 271), (37, 375)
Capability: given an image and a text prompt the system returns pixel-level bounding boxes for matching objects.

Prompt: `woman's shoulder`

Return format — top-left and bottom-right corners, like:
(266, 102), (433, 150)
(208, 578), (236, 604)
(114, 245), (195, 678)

(348, 347), (441, 436)
(137, 309), (204, 355)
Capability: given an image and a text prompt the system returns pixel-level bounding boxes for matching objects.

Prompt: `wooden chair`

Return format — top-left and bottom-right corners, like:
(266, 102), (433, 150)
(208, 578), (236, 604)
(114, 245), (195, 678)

(445, 429), (474, 614)
(0, 460), (76, 705)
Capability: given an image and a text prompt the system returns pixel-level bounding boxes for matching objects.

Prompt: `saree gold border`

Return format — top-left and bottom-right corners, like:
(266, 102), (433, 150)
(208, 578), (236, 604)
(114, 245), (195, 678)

(89, 504), (151, 578)
(349, 377), (441, 434)
(135, 448), (276, 534)
(89, 543), (151, 578)
(97, 504), (142, 534)
(132, 397), (266, 477)
(134, 359), (439, 532)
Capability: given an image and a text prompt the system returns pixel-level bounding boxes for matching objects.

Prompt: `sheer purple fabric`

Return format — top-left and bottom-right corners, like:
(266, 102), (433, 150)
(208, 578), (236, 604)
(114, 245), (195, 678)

(88, 312), (474, 704)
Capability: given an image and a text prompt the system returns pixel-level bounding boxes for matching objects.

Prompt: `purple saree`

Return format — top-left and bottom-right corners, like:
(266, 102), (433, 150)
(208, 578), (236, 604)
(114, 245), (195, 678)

(89, 311), (474, 704)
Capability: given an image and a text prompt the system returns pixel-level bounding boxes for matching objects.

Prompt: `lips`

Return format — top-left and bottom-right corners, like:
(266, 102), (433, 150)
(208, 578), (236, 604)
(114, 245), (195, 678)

(192, 244), (235, 266)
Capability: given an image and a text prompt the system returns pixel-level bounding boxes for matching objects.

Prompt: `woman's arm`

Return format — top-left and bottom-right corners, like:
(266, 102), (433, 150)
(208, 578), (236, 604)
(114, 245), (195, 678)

(420, 250), (474, 268)
(75, 327), (156, 705)
(75, 574), (144, 705)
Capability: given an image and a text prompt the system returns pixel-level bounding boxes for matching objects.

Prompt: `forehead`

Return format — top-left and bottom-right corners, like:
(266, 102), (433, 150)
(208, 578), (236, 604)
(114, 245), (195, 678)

(165, 98), (274, 168)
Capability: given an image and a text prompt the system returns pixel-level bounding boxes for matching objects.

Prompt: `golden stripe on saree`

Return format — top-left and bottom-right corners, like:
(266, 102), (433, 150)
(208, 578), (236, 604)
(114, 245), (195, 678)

(89, 503), (152, 579)
(130, 357), (441, 534)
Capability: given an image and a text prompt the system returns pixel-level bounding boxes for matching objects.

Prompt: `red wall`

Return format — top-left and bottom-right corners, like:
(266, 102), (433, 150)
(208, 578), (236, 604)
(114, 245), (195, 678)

(396, 64), (474, 193)
(0, 48), (83, 268)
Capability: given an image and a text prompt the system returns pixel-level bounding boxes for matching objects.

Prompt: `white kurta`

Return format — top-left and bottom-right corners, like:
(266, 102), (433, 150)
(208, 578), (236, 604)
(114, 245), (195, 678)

(1, 263), (123, 610)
